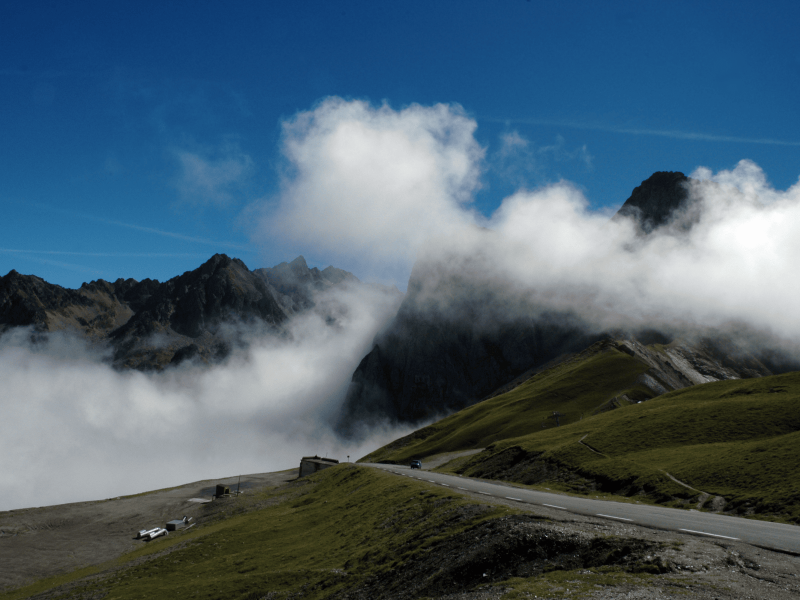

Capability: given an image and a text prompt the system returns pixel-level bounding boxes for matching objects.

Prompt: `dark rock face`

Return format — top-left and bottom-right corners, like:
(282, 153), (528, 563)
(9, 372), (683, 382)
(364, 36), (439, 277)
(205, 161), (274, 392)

(344, 315), (593, 426)
(0, 270), (90, 330)
(614, 171), (693, 233)
(338, 254), (598, 431)
(0, 254), (363, 371)
(108, 254), (288, 368)
(0, 270), (150, 339)
(113, 254), (285, 340)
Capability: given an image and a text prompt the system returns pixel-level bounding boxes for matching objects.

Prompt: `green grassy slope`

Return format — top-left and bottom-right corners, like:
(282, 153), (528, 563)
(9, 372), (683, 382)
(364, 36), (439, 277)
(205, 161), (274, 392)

(458, 372), (800, 523)
(361, 339), (655, 464)
(2, 466), (667, 600)
(361, 341), (800, 523)
(1, 466), (500, 600)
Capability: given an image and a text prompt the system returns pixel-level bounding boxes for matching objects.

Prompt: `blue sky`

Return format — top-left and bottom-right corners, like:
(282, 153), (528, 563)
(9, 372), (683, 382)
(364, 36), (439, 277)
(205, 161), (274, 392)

(2, 0), (799, 289)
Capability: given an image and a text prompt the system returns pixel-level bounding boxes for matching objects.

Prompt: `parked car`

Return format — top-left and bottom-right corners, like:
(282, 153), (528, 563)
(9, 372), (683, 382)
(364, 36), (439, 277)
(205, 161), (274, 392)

(137, 527), (168, 541)
(410, 460), (422, 469)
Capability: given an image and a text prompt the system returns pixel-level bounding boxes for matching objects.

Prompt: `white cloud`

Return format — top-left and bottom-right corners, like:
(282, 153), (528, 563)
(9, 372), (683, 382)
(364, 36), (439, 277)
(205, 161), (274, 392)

(266, 98), (484, 280)
(174, 142), (253, 206)
(261, 97), (800, 345)
(460, 160), (800, 340)
(9, 95), (800, 513)
(499, 130), (529, 155)
(491, 131), (593, 193)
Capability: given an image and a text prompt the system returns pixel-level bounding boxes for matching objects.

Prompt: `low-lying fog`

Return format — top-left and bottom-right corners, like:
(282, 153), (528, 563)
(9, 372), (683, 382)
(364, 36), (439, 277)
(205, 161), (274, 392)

(3, 97), (799, 511)
(0, 284), (408, 511)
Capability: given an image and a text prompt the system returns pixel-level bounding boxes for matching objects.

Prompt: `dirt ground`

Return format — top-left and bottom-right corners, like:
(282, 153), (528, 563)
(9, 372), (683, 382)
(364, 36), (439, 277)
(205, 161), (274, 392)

(0, 469), (298, 593)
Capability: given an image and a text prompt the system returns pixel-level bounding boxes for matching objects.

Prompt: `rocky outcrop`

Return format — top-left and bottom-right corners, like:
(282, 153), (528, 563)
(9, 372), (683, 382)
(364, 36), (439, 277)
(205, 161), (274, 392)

(0, 269), (158, 341)
(617, 336), (772, 394)
(254, 255), (360, 316)
(108, 254), (288, 369)
(338, 252), (600, 430)
(613, 171), (695, 233)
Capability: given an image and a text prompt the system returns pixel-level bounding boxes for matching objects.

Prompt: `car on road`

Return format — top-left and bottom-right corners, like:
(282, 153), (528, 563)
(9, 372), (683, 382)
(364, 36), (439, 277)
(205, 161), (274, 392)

(410, 460), (422, 469)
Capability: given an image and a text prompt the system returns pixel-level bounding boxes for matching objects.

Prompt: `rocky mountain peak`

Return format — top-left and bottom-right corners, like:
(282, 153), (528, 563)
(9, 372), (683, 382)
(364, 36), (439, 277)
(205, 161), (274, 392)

(614, 171), (693, 233)
(253, 256), (362, 316)
(289, 255), (309, 270)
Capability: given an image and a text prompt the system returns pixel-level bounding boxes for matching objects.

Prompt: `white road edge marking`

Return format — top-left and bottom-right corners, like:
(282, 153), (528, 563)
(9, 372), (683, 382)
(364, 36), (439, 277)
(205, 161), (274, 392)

(679, 529), (739, 540)
(382, 468), (746, 544)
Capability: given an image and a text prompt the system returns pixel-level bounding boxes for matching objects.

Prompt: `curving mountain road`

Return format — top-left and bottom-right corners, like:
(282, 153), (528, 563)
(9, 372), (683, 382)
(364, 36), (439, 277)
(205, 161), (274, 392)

(364, 463), (800, 555)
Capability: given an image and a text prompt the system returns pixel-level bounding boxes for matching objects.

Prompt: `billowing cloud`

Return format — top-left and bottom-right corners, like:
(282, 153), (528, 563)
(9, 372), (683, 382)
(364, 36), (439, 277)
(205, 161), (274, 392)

(265, 100), (800, 345)
(0, 283), (405, 511)
(416, 159), (800, 345)
(268, 98), (484, 279)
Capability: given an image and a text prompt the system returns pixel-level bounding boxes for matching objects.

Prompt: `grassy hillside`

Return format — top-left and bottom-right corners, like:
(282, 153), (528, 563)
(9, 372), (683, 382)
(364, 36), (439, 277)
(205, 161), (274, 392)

(361, 344), (800, 523)
(2, 466), (669, 600)
(455, 372), (800, 522)
(361, 339), (654, 464)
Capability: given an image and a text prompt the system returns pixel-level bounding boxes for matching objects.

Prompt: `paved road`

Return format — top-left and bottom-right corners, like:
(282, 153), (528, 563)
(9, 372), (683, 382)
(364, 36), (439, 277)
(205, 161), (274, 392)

(364, 463), (800, 555)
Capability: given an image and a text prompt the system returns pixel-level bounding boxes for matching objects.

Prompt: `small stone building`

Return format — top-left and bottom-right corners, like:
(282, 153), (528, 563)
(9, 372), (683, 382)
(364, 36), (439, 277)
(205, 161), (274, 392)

(299, 455), (339, 477)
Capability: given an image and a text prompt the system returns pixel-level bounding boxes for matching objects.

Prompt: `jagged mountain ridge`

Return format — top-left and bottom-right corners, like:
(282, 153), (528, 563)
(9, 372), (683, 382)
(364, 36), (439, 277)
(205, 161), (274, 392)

(254, 255), (360, 316)
(0, 254), (375, 370)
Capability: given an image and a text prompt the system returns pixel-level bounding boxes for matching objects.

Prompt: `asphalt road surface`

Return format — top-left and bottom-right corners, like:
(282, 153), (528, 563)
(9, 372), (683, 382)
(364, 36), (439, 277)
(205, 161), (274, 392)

(364, 463), (800, 555)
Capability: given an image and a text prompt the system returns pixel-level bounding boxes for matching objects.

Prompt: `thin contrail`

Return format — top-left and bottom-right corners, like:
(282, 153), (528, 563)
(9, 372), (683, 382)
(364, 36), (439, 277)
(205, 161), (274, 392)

(485, 117), (800, 147)
(86, 217), (253, 252)
(2, 254), (105, 276)
(19, 202), (253, 252)
(0, 249), (210, 258)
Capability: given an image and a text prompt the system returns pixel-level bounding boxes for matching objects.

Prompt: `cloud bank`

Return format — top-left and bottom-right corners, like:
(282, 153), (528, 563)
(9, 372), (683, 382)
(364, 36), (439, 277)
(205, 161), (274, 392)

(267, 98), (800, 344)
(267, 98), (484, 280)
(0, 284), (404, 511)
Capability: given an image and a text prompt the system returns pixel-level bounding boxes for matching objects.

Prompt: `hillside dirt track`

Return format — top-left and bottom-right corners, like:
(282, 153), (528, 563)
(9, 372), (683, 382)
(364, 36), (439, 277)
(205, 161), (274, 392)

(0, 469), (297, 593)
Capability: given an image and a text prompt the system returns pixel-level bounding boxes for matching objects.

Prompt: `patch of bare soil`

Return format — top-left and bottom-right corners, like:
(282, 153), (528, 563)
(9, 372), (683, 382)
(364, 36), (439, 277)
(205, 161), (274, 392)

(0, 469), (297, 593)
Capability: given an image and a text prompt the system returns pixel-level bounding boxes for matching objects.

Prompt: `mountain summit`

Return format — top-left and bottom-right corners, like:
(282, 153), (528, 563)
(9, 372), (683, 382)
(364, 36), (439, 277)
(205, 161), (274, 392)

(613, 171), (693, 233)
